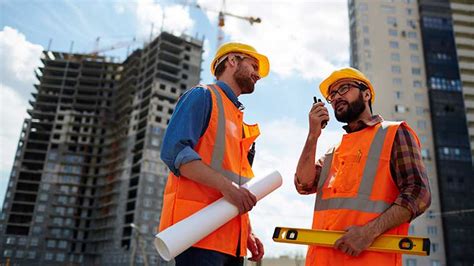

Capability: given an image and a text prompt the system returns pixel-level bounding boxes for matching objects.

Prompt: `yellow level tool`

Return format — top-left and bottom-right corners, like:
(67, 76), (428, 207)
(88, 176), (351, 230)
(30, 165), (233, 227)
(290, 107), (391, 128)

(273, 227), (430, 256)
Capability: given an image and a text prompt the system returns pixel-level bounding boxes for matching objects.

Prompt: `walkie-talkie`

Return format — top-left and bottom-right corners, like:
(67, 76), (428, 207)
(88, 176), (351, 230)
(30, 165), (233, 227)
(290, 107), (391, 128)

(313, 96), (328, 129)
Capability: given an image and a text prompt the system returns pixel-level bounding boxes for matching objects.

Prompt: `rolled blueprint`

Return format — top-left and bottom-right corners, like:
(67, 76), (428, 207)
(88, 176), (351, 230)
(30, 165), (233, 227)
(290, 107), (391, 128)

(154, 170), (283, 261)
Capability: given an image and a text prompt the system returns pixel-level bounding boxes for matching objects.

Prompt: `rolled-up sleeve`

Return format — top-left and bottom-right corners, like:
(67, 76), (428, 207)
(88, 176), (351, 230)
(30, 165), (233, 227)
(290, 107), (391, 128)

(160, 87), (212, 176)
(390, 124), (432, 220)
(294, 156), (325, 195)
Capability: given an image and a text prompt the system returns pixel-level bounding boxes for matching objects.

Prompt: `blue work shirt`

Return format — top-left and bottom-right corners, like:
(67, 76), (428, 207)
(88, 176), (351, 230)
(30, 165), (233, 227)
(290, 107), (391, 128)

(160, 81), (243, 176)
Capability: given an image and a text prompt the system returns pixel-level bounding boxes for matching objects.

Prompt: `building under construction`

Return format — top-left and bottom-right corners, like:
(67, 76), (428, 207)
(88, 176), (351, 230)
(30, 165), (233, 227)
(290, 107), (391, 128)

(0, 31), (203, 265)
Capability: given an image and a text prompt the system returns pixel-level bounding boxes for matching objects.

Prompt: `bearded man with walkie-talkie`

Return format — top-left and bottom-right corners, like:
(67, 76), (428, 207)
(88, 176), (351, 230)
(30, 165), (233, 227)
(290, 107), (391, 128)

(294, 67), (431, 266)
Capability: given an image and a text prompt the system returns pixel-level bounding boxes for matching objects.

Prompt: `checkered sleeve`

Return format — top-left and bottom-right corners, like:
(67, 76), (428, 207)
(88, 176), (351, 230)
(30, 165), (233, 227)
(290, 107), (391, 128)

(390, 124), (432, 220)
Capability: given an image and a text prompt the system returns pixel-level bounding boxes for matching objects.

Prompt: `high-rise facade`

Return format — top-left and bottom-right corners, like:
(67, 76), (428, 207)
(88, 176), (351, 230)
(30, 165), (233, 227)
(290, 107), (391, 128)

(0, 31), (203, 265)
(348, 0), (473, 265)
(418, 1), (474, 265)
(450, 0), (474, 161)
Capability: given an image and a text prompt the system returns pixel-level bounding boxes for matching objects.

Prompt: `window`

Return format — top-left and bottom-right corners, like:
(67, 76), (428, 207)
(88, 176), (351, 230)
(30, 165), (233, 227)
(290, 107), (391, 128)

(394, 91), (403, 99)
(363, 38), (370, 46)
(417, 120), (427, 130)
(413, 80), (422, 88)
(58, 241), (68, 249)
(420, 135), (427, 144)
(391, 65), (401, 74)
(15, 250), (24, 258)
(430, 77), (462, 91)
(389, 29), (397, 36)
(432, 243), (438, 253)
(3, 249), (12, 257)
(363, 26), (369, 33)
(47, 239), (56, 248)
(144, 199), (153, 207)
(406, 259), (417, 266)
(28, 251), (36, 259)
(31, 238), (38, 246)
(358, 3), (368, 11)
(431, 260), (440, 266)
(39, 193), (48, 201)
(409, 43), (418, 50)
(410, 55), (420, 63)
(416, 107), (425, 115)
(45, 253), (54, 260)
(393, 78), (402, 86)
(143, 211), (151, 220)
(52, 228), (61, 237)
(35, 215), (44, 223)
(146, 186), (154, 195)
(421, 149), (431, 160)
(427, 226), (438, 235)
(18, 237), (27, 246)
(408, 31), (417, 38)
(387, 16), (397, 26)
(381, 5), (395, 14)
(37, 204), (46, 212)
(56, 253), (65, 262)
(391, 53), (400, 61)
(6, 237), (15, 245)
(395, 105), (407, 113)
(415, 93), (424, 102)
(53, 217), (64, 226)
(390, 41), (399, 48)
(412, 68), (421, 75)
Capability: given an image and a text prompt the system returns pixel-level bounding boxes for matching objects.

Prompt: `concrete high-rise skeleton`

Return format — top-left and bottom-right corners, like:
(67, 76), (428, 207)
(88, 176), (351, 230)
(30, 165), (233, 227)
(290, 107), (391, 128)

(0, 31), (203, 265)
(348, 0), (473, 265)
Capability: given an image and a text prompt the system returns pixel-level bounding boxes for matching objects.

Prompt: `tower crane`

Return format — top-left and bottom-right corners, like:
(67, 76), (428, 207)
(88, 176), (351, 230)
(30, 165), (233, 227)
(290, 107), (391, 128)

(185, 1), (261, 49)
(89, 37), (138, 57)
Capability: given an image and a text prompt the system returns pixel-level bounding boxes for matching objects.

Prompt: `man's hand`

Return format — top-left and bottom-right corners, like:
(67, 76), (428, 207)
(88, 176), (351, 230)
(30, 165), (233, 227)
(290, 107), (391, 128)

(334, 225), (377, 257)
(221, 181), (257, 214)
(247, 232), (264, 261)
(309, 101), (329, 138)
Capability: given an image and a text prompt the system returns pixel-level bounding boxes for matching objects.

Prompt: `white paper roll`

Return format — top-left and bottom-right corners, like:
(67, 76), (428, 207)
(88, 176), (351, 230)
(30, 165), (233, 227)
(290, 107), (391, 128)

(154, 170), (283, 261)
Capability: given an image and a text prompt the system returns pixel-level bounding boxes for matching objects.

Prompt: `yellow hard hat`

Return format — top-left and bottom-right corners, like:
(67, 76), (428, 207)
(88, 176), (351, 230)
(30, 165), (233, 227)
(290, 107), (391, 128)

(319, 67), (375, 103)
(210, 42), (270, 78)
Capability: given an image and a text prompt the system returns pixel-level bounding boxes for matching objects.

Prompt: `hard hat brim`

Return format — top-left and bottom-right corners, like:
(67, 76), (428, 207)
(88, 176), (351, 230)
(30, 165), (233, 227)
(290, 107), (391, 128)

(319, 68), (375, 103)
(211, 49), (269, 78)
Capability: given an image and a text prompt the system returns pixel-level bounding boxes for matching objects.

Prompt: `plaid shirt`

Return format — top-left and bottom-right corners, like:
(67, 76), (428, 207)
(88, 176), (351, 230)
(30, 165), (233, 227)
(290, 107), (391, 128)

(295, 115), (431, 220)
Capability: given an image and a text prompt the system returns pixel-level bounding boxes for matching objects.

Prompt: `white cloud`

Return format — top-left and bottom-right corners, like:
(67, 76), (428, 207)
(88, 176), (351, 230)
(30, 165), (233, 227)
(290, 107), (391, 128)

(135, 0), (194, 38)
(0, 26), (43, 99)
(203, 38), (211, 60)
(0, 85), (28, 172)
(197, 0), (349, 80)
(0, 27), (43, 184)
(250, 117), (343, 257)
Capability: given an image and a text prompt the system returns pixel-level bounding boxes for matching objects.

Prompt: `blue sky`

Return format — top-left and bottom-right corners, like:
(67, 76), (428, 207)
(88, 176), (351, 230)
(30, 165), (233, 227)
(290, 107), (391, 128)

(0, 0), (350, 257)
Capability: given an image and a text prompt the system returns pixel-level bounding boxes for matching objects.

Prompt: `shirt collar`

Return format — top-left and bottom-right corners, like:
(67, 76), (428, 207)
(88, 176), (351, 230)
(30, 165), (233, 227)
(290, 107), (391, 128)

(342, 115), (384, 133)
(216, 81), (244, 109)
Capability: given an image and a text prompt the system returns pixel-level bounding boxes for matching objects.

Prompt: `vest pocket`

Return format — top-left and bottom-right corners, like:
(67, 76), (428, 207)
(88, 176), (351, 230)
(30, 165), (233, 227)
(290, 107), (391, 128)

(332, 154), (362, 194)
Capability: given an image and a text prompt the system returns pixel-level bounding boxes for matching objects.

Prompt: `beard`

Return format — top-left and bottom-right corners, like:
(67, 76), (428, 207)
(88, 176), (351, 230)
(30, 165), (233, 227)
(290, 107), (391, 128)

(233, 63), (255, 94)
(335, 92), (366, 123)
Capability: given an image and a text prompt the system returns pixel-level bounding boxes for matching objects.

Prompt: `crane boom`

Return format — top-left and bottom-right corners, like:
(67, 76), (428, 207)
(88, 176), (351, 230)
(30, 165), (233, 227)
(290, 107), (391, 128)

(185, 1), (261, 48)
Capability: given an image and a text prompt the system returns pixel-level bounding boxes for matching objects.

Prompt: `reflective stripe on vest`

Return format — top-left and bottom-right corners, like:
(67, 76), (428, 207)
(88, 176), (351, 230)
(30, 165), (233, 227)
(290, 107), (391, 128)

(207, 84), (251, 185)
(315, 121), (401, 213)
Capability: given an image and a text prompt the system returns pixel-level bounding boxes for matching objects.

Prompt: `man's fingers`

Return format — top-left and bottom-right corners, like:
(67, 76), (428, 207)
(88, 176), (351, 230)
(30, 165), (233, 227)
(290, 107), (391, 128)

(334, 237), (343, 249)
(256, 238), (264, 260)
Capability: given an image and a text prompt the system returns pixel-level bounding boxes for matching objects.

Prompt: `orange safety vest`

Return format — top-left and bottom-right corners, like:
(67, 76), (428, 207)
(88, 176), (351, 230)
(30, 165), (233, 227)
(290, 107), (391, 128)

(307, 121), (419, 266)
(159, 84), (260, 257)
